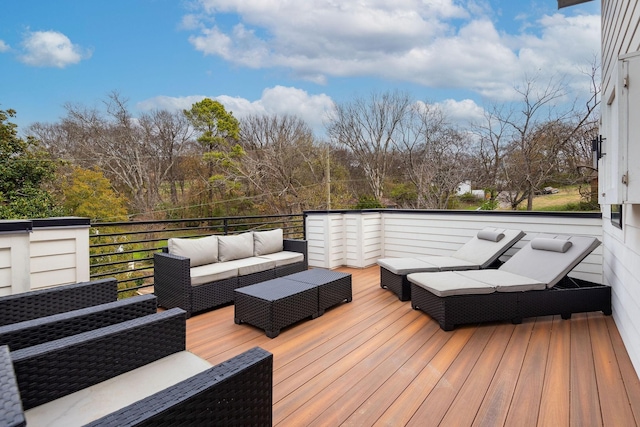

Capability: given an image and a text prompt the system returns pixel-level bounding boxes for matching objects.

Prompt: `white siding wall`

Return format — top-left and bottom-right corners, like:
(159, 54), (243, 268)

(0, 219), (90, 295)
(0, 229), (31, 296)
(600, 0), (640, 377)
(30, 226), (90, 290)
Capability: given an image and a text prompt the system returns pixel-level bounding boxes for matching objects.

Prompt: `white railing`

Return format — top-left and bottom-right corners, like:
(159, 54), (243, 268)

(0, 218), (90, 296)
(306, 210), (604, 284)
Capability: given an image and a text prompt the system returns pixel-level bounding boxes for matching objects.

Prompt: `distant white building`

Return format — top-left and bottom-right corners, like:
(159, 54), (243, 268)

(456, 180), (471, 195)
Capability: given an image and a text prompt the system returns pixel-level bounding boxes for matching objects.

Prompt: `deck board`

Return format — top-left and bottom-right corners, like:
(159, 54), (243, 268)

(185, 266), (640, 427)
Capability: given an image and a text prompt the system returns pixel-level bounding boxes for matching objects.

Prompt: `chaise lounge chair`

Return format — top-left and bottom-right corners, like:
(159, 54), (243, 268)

(408, 234), (611, 330)
(377, 227), (526, 301)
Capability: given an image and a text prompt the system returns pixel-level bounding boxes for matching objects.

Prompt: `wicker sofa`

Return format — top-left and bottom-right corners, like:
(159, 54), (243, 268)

(154, 229), (308, 317)
(1, 308), (273, 426)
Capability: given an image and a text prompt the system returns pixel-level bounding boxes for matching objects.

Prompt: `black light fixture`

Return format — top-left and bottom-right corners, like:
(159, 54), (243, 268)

(592, 135), (605, 170)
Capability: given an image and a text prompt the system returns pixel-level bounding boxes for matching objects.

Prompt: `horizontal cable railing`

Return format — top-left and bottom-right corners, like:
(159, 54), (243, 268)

(89, 214), (305, 296)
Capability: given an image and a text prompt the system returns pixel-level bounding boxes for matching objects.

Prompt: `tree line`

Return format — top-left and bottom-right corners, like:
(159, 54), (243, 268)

(0, 73), (599, 221)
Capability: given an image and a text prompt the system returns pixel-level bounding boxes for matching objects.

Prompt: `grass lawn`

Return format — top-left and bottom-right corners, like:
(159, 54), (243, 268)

(530, 186), (584, 210)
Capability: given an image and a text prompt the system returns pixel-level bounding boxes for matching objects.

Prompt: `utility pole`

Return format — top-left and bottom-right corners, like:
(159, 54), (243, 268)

(326, 145), (331, 210)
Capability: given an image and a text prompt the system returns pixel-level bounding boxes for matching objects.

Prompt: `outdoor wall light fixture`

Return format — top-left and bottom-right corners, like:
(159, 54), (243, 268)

(592, 135), (605, 170)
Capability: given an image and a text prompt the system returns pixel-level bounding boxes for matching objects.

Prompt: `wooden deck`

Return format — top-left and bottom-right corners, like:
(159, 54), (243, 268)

(186, 266), (640, 426)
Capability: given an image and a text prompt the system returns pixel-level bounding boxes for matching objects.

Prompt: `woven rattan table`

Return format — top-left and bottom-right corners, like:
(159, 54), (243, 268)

(234, 269), (352, 338)
(282, 269), (352, 315)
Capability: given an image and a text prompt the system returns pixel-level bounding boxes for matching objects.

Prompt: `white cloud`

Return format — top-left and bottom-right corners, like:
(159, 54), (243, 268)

(0, 40), (9, 52)
(19, 30), (91, 68)
(137, 86), (334, 136)
(435, 99), (486, 127)
(184, 1), (599, 101)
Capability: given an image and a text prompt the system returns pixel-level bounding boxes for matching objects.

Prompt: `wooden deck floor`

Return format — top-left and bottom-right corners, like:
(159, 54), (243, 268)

(186, 266), (640, 426)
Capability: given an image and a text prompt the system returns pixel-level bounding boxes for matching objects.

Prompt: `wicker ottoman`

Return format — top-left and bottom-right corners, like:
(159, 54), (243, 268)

(282, 269), (352, 315)
(234, 279), (319, 338)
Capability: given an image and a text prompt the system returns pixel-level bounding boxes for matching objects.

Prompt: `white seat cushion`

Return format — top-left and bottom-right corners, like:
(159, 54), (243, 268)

(190, 262), (238, 286)
(223, 257), (276, 276)
(25, 351), (211, 427)
(407, 271), (496, 297)
(257, 251), (304, 267)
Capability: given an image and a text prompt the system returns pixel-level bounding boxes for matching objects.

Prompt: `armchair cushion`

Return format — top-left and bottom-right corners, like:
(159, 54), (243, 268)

(25, 351), (212, 427)
(218, 232), (254, 262)
(254, 229), (284, 256)
(168, 235), (218, 267)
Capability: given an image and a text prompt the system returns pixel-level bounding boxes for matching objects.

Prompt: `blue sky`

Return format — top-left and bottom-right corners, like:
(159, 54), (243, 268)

(0, 0), (600, 136)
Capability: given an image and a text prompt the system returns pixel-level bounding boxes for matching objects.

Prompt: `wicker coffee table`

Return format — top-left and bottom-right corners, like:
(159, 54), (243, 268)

(282, 269), (352, 315)
(234, 269), (352, 338)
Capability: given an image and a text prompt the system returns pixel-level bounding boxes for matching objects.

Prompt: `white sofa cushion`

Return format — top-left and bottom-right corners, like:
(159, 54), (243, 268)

(223, 257), (276, 276)
(218, 232), (254, 262)
(190, 262), (238, 286)
(25, 351), (211, 427)
(258, 251), (304, 267)
(254, 229), (284, 256)
(168, 235), (218, 267)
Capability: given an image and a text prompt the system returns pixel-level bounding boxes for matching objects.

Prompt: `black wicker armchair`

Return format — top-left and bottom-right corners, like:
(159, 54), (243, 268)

(0, 278), (118, 326)
(1, 308), (273, 426)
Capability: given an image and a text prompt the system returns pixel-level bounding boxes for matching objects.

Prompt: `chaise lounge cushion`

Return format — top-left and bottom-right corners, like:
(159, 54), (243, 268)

(499, 234), (600, 288)
(456, 270), (546, 292)
(25, 351), (212, 427)
(218, 232), (254, 262)
(409, 271), (496, 297)
(168, 235), (219, 267)
(254, 229), (284, 256)
(376, 227), (525, 275)
(190, 263), (238, 286)
(376, 257), (441, 275)
(451, 228), (525, 267)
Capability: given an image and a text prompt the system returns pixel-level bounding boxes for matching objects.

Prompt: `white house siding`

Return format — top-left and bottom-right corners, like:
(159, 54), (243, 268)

(0, 228), (31, 296)
(306, 213), (346, 269)
(600, 0), (640, 377)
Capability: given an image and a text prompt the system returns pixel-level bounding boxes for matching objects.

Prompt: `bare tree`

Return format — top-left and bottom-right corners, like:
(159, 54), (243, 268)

(237, 114), (326, 213)
(472, 71), (600, 210)
(30, 92), (193, 215)
(397, 102), (471, 209)
(326, 90), (412, 203)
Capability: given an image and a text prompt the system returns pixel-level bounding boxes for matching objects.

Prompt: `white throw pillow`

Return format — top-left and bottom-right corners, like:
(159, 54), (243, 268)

(168, 235), (218, 267)
(254, 229), (284, 256)
(218, 232), (254, 262)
